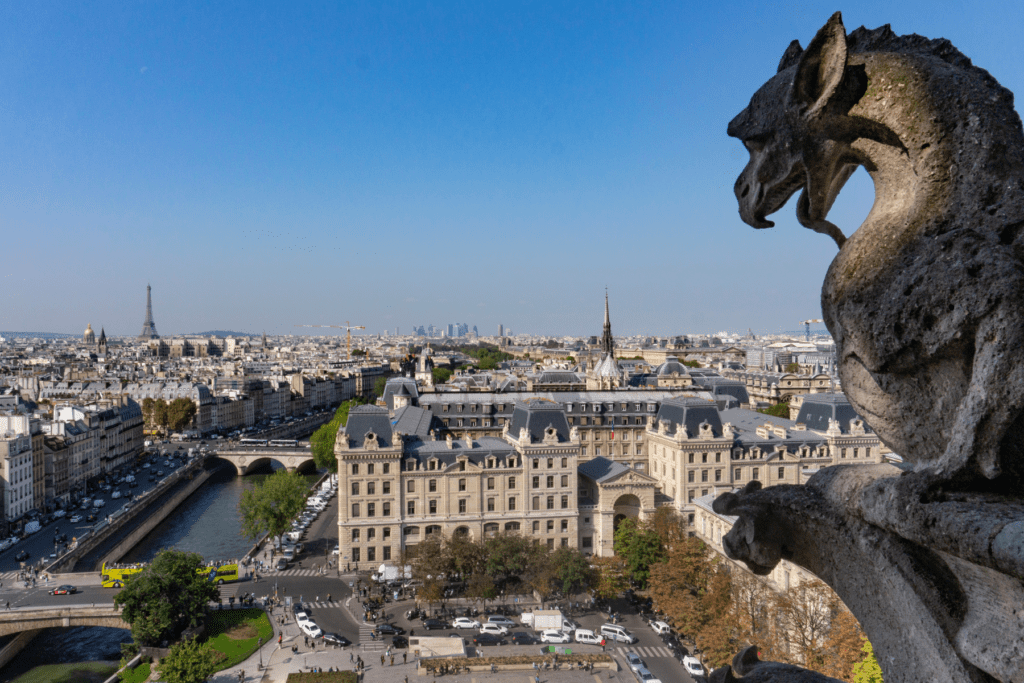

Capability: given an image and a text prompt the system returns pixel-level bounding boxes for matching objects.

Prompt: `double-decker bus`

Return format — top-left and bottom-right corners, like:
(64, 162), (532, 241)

(269, 439), (299, 447)
(101, 561), (241, 588)
(239, 438), (268, 446)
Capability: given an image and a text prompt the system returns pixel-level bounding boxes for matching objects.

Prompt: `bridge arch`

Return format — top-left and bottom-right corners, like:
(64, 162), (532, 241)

(0, 606), (129, 637)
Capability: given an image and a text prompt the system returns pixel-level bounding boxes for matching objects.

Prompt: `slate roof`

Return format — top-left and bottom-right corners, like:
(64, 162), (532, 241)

(795, 393), (869, 433)
(719, 407), (826, 451)
(381, 377), (419, 412)
(391, 405), (434, 439)
(655, 396), (724, 437)
(342, 405), (395, 447)
(507, 398), (572, 443)
(404, 436), (515, 465)
(577, 456), (630, 483)
(655, 357), (690, 377)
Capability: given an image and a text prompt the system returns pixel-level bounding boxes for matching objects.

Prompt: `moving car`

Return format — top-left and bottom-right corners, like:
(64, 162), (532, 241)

(682, 656), (705, 677)
(486, 615), (517, 628)
(14, 550), (29, 562)
(472, 633), (505, 646)
(300, 621), (323, 639)
(635, 667), (663, 683)
(626, 652), (646, 673)
(540, 629), (571, 644)
(479, 623), (509, 637)
(68, 515), (82, 523)
(50, 585), (77, 595)
(452, 617), (480, 629)
(391, 635), (408, 649)
(374, 623), (405, 636)
(276, 558), (289, 571)
(422, 619), (450, 630)
(510, 631), (534, 645)
(322, 633), (351, 648)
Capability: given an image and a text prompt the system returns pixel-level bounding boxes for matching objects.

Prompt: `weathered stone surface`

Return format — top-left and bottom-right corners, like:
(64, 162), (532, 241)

(710, 647), (843, 683)
(721, 13), (1024, 682)
(728, 12), (1024, 487)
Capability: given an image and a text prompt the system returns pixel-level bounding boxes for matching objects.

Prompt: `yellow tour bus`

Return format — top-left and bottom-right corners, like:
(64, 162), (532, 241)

(101, 561), (240, 588)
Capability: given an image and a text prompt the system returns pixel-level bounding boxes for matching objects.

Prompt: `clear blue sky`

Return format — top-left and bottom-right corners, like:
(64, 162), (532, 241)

(2, 1), (1022, 338)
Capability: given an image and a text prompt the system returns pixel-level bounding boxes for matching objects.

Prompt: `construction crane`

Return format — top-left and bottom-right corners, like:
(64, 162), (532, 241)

(295, 321), (365, 360)
(800, 319), (824, 342)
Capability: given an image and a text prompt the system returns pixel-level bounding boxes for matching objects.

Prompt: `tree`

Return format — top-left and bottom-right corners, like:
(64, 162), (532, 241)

(682, 360), (702, 368)
(432, 367), (452, 384)
(785, 362), (801, 373)
(693, 571), (736, 669)
(852, 639), (884, 683)
(613, 517), (665, 588)
(238, 470), (309, 543)
(351, 348), (367, 357)
(113, 550), (218, 646)
(465, 572), (498, 601)
(373, 376), (388, 398)
(157, 637), (216, 683)
(166, 398), (197, 431)
(648, 534), (718, 637)
(821, 607), (866, 680)
(757, 402), (790, 418)
(552, 547), (592, 595)
(590, 556), (629, 601)
(310, 398), (367, 471)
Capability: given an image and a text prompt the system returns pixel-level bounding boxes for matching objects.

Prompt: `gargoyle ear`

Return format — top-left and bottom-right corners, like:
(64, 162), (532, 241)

(792, 11), (847, 113)
(777, 40), (803, 73)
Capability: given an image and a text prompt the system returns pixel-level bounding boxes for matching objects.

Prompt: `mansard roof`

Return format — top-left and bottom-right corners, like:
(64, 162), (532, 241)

(391, 405), (434, 439)
(655, 396), (724, 438)
(342, 405), (395, 447)
(719, 408), (826, 450)
(795, 392), (870, 434)
(405, 435), (515, 465)
(508, 398), (572, 443)
(577, 455), (631, 483)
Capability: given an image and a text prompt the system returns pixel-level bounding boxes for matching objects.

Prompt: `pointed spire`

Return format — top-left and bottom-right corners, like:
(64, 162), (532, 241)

(600, 288), (614, 356)
(604, 287), (610, 326)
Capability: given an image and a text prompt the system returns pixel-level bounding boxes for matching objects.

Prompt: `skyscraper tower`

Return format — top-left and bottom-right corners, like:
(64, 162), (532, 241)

(138, 284), (159, 340)
(600, 288), (615, 356)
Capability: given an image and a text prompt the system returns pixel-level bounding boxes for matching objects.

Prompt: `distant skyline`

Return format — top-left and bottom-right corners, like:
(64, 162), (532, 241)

(3, 1), (1022, 337)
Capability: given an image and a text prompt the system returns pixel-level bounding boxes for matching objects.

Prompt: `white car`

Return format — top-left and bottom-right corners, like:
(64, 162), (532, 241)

(650, 620), (672, 635)
(453, 617), (480, 629)
(626, 652), (646, 673)
(295, 610), (311, 625)
(636, 668), (663, 683)
(300, 620), (322, 638)
(479, 623), (508, 636)
(682, 656), (704, 677)
(540, 629), (571, 644)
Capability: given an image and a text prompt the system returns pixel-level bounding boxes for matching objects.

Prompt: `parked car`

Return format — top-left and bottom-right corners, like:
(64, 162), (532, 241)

(68, 515), (82, 523)
(14, 550), (29, 561)
(636, 667), (663, 683)
(50, 585), (77, 595)
(650, 620), (672, 635)
(391, 635), (408, 649)
(540, 629), (571, 644)
(682, 656), (705, 678)
(486, 615), (517, 628)
(472, 633), (505, 646)
(452, 617), (480, 629)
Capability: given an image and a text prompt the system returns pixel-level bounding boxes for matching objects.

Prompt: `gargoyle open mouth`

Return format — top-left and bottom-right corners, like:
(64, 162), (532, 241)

(750, 166), (806, 228)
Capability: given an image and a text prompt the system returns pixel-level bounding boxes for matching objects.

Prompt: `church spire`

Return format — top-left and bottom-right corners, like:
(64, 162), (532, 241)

(601, 288), (614, 356)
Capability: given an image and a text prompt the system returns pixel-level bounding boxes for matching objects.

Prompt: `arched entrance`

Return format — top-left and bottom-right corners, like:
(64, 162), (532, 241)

(612, 493), (642, 533)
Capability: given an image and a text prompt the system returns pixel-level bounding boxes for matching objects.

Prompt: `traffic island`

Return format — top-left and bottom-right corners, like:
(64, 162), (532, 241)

(417, 652), (615, 675)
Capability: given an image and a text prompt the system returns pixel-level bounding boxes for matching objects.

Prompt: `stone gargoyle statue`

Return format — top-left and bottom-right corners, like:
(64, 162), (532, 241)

(715, 12), (1024, 683)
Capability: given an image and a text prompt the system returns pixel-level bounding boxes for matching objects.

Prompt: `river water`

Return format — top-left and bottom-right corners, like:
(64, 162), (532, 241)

(2, 462), (319, 679)
(121, 463), (315, 563)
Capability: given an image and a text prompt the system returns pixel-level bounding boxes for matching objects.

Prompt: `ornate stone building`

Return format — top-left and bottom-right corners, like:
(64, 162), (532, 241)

(647, 393), (884, 529)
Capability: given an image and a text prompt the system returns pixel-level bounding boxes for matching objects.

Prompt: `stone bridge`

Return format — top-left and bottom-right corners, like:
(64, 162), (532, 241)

(0, 605), (128, 637)
(211, 446), (318, 475)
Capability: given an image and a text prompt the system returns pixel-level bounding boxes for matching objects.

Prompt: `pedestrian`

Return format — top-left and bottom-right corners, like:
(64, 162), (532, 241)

(278, 634), (282, 647)
(381, 654), (385, 666)
(391, 655), (395, 666)
(350, 652), (354, 663)
(4, 602), (9, 610)
(403, 653), (407, 665)
(327, 593), (332, 602)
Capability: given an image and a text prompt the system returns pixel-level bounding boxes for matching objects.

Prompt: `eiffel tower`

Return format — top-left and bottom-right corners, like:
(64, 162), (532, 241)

(138, 284), (159, 340)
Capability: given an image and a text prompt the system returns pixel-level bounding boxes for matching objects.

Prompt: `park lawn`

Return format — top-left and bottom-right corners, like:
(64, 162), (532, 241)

(12, 662), (118, 683)
(118, 660), (151, 683)
(204, 608), (274, 670)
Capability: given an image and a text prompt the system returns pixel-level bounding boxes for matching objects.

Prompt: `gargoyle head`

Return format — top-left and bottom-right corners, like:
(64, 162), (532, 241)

(728, 12), (859, 249)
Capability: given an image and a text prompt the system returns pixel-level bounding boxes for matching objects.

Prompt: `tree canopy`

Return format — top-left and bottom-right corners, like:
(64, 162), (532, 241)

(157, 637), (217, 683)
(613, 517), (666, 589)
(310, 397), (367, 471)
(113, 550), (218, 647)
(238, 470), (309, 543)
(141, 397), (197, 432)
(757, 402), (790, 418)
(432, 367), (453, 384)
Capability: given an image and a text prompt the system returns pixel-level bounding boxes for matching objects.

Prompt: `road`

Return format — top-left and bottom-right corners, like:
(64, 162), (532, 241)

(0, 446), (198, 575)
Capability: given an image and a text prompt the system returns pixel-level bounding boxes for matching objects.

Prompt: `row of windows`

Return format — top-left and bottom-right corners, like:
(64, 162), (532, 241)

(531, 475), (570, 488)
(351, 462), (391, 475)
(531, 458), (569, 469)
(350, 546), (391, 562)
(580, 446), (644, 457)
(430, 402), (657, 414)
(351, 502), (392, 517)
(531, 495), (571, 510)
(404, 497), (519, 515)
(404, 457), (520, 472)
(351, 527), (392, 542)
(351, 481), (392, 495)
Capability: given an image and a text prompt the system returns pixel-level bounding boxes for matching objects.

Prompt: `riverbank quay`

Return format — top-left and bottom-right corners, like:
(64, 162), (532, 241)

(47, 455), (211, 574)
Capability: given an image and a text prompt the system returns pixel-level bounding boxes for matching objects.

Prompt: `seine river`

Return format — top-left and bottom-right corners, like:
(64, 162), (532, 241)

(0, 462), (318, 679)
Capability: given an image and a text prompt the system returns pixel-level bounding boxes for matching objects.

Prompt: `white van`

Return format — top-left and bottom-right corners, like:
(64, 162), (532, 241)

(599, 623), (636, 644)
(574, 629), (603, 645)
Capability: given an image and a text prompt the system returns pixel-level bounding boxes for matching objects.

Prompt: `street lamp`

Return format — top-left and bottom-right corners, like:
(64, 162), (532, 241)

(258, 636), (263, 670)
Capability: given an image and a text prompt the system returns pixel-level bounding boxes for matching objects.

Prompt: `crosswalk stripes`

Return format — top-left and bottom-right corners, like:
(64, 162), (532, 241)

(272, 568), (332, 577)
(616, 645), (674, 659)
